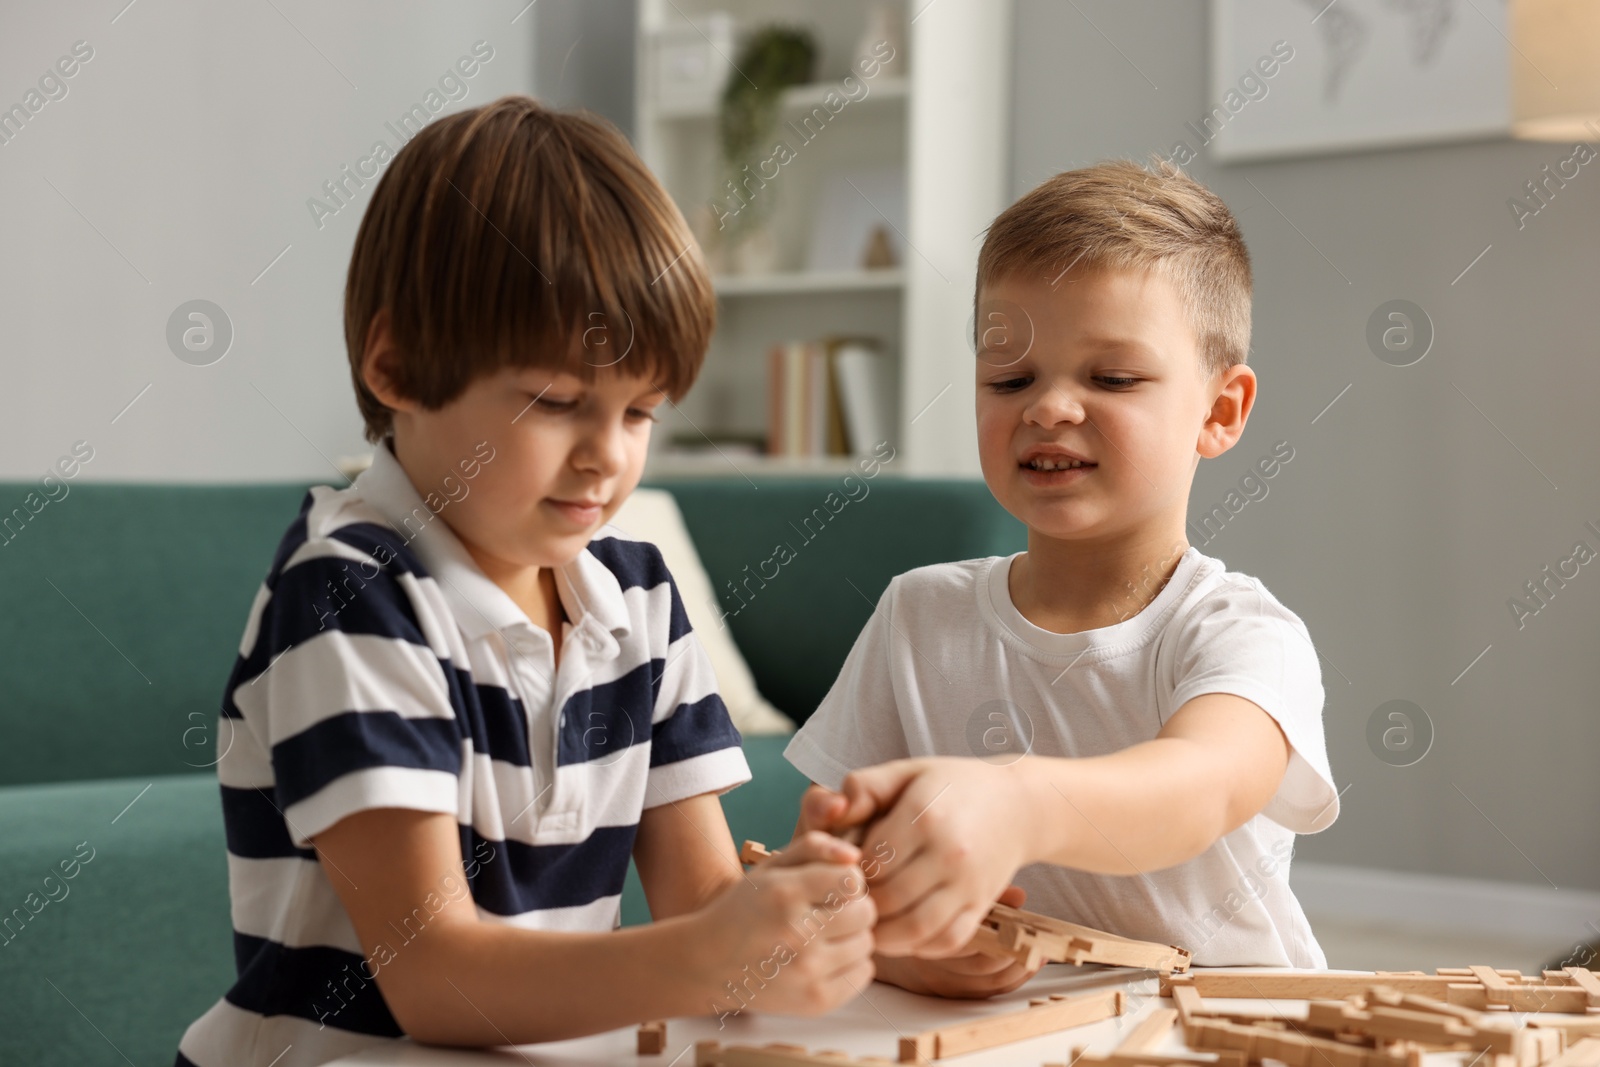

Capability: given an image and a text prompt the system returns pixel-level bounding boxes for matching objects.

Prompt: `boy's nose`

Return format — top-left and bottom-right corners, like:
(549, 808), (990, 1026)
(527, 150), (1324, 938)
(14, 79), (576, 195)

(573, 421), (628, 476)
(1024, 382), (1086, 426)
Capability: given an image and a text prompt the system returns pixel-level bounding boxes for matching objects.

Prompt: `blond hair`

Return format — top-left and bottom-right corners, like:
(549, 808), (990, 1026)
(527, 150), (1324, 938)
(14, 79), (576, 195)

(977, 158), (1252, 374)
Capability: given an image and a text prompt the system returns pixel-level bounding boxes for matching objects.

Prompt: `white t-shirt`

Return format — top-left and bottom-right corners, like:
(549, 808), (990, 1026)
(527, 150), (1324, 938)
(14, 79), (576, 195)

(784, 548), (1338, 968)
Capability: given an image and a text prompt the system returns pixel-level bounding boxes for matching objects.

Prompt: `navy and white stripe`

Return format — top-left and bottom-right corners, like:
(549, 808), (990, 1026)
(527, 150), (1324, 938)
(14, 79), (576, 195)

(176, 441), (750, 1067)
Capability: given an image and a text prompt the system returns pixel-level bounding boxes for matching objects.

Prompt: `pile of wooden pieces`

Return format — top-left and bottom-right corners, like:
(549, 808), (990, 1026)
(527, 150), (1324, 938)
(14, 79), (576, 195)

(1161, 967), (1600, 1067)
(678, 965), (1600, 1067)
(739, 840), (1190, 974)
(972, 904), (1190, 973)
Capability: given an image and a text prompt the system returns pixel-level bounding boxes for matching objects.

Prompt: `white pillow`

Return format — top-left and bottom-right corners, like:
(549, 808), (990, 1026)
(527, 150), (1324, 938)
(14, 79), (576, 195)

(610, 489), (795, 735)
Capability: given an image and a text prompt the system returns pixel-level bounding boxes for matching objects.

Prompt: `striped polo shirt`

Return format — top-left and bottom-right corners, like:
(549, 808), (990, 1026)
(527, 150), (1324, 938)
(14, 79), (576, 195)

(176, 440), (751, 1067)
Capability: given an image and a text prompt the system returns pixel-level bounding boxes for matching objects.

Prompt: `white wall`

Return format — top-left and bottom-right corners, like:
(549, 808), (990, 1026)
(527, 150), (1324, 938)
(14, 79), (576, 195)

(1009, 0), (1600, 891)
(0, 1), (534, 482)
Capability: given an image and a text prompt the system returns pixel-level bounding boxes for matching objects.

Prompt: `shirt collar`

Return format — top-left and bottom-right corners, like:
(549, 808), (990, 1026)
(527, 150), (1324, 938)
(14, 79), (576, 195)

(352, 439), (630, 651)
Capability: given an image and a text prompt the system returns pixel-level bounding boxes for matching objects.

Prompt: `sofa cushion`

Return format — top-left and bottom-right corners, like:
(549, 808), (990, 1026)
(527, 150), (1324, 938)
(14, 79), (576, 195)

(652, 477), (1025, 724)
(0, 773), (232, 1065)
(0, 482), (315, 788)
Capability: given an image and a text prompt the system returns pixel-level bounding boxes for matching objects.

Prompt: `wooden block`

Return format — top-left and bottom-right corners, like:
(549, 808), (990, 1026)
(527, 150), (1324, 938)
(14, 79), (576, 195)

(1304, 1000), (1371, 1036)
(1445, 984), (1594, 1014)
(1530, 1018), (1600, 1038)
(897, 1034), (934, 1065)
(1471, 966), (1517, 1006)
(1360, 1004), (1479, 1045)
(1116, 1007), (1179, 1053)
(969, 905), (1192, 972)
(740, 840), (775, 866)
(1178, 972), (1461, 1001)
(697, 1040), (894, 1066)
(638, 1020), (667, 1055)
(1169, 980), (1206, 1024)
(1566, 970), (1600, 1009)
(1548, 1038), (1600, 1067)
(897, 988), (1125, 1062)
(1174, 971), (1593, 1010)
(1063, 1051), (1247, 1067)
(1363, 987), (1485, 1025)
(1185, 1015), (1412, 1067)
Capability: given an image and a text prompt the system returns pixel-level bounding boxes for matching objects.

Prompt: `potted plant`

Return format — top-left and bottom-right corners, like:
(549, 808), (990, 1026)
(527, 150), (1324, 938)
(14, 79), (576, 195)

(717, 25), (816, 272)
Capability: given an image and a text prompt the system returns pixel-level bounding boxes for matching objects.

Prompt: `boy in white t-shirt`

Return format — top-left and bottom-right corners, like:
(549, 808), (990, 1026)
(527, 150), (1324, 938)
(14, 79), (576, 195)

(785, 158), (1340, 996)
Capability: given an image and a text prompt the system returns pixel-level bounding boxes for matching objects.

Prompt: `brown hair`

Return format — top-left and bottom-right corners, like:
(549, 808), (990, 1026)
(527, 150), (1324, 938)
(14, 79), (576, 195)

(977, 157), (1252, 374)
(344, 95), (714, 442)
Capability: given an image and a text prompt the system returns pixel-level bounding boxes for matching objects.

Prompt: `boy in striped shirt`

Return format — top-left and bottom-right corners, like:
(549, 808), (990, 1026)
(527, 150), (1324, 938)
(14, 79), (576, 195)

(176, 97), (877, 1067)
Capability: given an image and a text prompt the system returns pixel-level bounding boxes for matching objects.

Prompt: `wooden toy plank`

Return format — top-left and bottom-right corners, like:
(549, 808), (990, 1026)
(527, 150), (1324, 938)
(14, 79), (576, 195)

(1530, 1018), (1600, 1038)
(1169, 980), (1206, 1023)
(697, 1040), (894, 1066)
(1445, 984), (1594, 1014)
(1172, 970), (1593, 1009)
(638, 1020), (667, 1055)
(1116, 1007), (1180, 1052)
(1062, 1050), (1248, 1067)
(1548, 1038), (1600, 1067)
(1174, 972), (1464, 1000)
(985, 905), (1192, 971)
(1184, 1016), (1413, 1067)
(1528, 1028), (1569, 1067)
(1363, 988), (1485, 1025)
(1471, 966), (1517, 1006)
(963, 920), (1046, 971)
(741, 840), (775, 865)
(897, 988), (1125, 1063)
(1565, 970), (1600, 1009)
(1306, 1002), (1481, 1046)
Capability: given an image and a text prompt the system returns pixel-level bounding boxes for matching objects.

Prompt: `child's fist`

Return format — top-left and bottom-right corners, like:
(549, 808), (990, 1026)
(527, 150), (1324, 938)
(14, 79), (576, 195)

(872, 885), (1040, 997)
(835, 758), (1037, 959)
(695, 832), (877, 1019)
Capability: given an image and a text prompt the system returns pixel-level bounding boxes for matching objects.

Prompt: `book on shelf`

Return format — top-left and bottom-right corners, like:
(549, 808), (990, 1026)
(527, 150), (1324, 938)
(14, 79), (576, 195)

(767, 337), (892, 458)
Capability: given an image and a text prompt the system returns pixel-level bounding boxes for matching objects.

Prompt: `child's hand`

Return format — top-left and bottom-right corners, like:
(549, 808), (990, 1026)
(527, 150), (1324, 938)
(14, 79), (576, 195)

(874, 948), (1041, 998)
(693, 831), (877, 1017)
(871, 884), (1042, 998)
(814, 758), (1039, 959)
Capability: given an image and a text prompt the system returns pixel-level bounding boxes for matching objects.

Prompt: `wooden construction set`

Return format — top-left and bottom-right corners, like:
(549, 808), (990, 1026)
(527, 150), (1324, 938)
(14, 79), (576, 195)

(634, 840), (1600, 1065)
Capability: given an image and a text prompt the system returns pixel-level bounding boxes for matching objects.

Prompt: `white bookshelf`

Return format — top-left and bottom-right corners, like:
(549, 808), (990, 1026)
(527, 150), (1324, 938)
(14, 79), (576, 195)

(635, 0), (1011, 478)
(713, 268), (905, 296)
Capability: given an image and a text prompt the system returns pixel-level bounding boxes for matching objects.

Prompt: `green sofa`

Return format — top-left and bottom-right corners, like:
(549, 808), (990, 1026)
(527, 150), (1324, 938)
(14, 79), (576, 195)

(0, 476), (1024, 1064)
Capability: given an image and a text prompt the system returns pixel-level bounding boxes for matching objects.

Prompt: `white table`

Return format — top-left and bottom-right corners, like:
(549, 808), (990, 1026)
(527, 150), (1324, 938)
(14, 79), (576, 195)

(328, 967), (1171, 1066)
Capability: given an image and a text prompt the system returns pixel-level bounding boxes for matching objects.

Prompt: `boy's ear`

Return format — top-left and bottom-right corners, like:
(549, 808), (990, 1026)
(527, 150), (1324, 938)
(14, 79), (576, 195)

(359, 309), (419, 414)
(1196, 364), (1256, 459)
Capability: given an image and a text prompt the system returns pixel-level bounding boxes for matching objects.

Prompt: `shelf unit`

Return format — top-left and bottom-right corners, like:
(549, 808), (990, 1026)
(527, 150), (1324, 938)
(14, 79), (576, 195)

(635, 0), (1012, 478)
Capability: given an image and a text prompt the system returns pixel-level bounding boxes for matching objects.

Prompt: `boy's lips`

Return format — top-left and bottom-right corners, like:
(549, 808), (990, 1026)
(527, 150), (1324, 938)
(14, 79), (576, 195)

(544, 497), (606, 525)
(1018, 446), (1096, 485)
(1018, 446), (1095, 471)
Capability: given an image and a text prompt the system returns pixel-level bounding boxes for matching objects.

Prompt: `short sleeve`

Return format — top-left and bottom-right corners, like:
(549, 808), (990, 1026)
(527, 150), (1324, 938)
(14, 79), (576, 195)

(1166, 577), (1338, 834)
(644, 567), (751, 808)
(230, 537), (462, 848)
(784, 577), (912, 789)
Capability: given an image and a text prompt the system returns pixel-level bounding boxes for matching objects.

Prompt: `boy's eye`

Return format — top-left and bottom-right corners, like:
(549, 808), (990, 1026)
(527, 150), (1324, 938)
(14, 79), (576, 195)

(626, 407), (660, 423)
(1096, 376), (1139, 388)
(989, 377), (1032, 392)
(534, 395), (578, 411)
